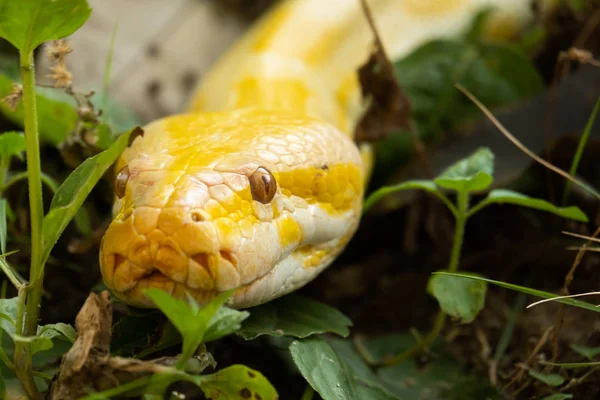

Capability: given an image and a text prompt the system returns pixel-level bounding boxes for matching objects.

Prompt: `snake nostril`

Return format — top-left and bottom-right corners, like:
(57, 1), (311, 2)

(191, 211), (204, 222)
(114, 253), (126, 269)
(220, 250), (236, 266)
(191, 253), (210, 269)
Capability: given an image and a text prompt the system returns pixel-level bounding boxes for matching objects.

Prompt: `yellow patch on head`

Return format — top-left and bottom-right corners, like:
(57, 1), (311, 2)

(277, 215), (303, 248)
(278, 163), (363, 214)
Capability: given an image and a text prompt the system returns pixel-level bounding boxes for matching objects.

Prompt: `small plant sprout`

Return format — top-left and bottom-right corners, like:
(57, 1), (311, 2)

(363, 146), (587, 366)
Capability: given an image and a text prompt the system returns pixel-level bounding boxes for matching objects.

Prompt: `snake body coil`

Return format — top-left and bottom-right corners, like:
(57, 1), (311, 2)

(100, 0), (540, 308)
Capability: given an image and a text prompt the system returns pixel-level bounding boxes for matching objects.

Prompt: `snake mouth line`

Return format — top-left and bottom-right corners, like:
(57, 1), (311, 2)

(108, 248), (266, 300)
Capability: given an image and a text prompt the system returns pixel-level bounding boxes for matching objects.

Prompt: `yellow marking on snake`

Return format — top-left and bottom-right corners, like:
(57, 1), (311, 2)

(100, 0), (540, 308)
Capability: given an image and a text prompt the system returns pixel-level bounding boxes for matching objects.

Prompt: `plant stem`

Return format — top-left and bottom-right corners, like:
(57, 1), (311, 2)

(13, 49), (44, 400)
(371, 191), (470, 368)
(448, 190), (469, 273)
(0, 156), (10, 195)
(20, 50), (45, 335)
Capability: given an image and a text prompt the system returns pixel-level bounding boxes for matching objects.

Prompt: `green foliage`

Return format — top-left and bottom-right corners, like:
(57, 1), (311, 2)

(0, 132), (26, 160)
(193, 364), (278, 400)
(570, 344), (600, 360)
(427, 272), (487, 323)
(541, 394), (573, 400)
(376, 38), (544, 174)
(434, 147), (494, 192)
(41, 126), (136, 267)
(434, 272), (600, 313)
(290, 337), (400, 400)
(469, 189), (588, 221)
(143, 289), (242, 368)
(358, 334), (501, 400)
(204, 307), (249, 343)
(0, 297), (75, 364)
(238, 294), (352, 340)
(527, 370), (565, 387)
(364, 147), (588, 360)
(0, 0), (91, 54)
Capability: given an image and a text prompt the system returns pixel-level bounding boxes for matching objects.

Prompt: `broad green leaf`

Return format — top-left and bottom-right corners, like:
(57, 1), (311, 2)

(12, 322), (75, 356)
(363, 180), (446, 213)
(290, 337), (358, 400)
(357, 334), (501, 400)
(291, 337), (401, 400)
(0, 298), (18, 336)
(0, 0), (91, 53)
(433, 272), (600, 313)
(326, 339), (406, 400)
(427, 271), (487, 323)
(238, 294), (352, 340)
(468, 189), (588, 222)
(38, 322), (76, 343)
(527, 370), (565, 387)
(434, 147), (494, 192)
(0, 132), (25, 160)
(570, 344), (600, 360)
(541, 394), (573, 400)
(41, 127), (137, 266)
(144, 289), (232, 367)
(0, 199), (6, 254)
(193, 365), (278, 400)
(203, 307), (249, 343)
(376, 39), (543, 175)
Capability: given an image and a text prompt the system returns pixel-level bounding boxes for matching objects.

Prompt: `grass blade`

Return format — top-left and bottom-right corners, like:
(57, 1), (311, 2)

(432, 272), (600, 313)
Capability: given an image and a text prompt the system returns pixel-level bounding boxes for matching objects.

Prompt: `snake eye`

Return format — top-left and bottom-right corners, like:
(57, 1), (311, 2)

(114, 165), (130, 199)
(249, 167), (277, 204)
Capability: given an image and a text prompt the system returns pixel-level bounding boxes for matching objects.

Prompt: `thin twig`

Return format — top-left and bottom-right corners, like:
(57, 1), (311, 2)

(455, 84), (600, 201)
(358, 0), (433, 177)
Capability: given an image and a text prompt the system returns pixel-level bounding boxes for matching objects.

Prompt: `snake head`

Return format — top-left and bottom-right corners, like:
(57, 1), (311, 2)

(99, 109), (364, 308)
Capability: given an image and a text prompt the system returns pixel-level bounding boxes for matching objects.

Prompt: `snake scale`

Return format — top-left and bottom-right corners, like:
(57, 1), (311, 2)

(99, 0), (542, 309)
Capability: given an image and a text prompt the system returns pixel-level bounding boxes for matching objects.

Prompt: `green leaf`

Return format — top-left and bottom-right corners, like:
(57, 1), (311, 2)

(41, 127), (137, 267)
(290, 337), (401, 400)
(358, 334), (501, 400)
(290, 336), (358, 400)
(468, 189), (588, 222)
(0, 297), (18, 337)
(12, 322), (75, 356)
(427, 271), (487, 323)
(193, 365), (278, 400)
(203, 307), (249, 343)
(433, 272), (600, 313)
(540, 394), (573, 400)
(363, 180), (444, 212)
(237, 294), (352, 340)
(0, 132), (25, 160)
(434, 147), (494, 192)
(570, 344), (600, 360)
(0, 0), (92, 53)
(144, 288), (232, 367)
(527, 370), (565, 387)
